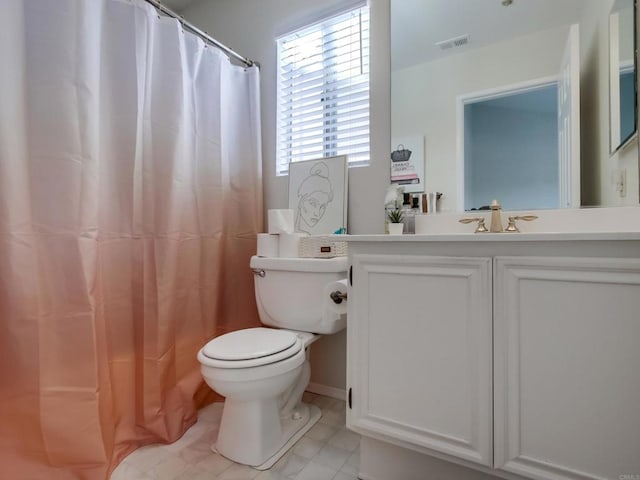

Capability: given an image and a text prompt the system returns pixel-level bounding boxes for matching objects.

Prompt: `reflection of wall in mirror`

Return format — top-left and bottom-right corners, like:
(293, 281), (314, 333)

(392, 26), (568, 212)
(392, 0), (639, 209)
(609, 0), (636, 152)
(620, 70), (636, 141)
(616, 0), (634, 63)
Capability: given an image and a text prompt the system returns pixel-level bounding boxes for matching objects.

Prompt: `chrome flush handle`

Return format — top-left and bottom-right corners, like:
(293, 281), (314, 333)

(251, 268), (265, 277)
(330, 291), (347, 304)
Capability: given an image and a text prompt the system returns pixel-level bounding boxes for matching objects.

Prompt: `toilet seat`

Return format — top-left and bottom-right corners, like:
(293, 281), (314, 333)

(200, 328), (303, 369)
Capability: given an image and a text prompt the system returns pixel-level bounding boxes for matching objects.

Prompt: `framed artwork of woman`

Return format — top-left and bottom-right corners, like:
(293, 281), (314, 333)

(287, 156), (348, 235)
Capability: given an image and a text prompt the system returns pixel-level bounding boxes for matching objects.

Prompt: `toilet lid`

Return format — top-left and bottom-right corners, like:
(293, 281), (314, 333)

(202, 328), (299, 362)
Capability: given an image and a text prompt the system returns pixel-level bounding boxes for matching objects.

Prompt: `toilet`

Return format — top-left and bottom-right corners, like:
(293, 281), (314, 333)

(197, 255), (348, 470)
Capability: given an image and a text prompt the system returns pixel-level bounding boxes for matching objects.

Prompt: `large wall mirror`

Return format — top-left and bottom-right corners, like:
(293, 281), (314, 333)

(610, 0), (637, 153)
(391, 0), (639, 212)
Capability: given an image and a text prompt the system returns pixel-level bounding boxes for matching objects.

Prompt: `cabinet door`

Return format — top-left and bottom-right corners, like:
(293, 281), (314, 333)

(494, 256), (640, 480)
(347, 254), (492, 466)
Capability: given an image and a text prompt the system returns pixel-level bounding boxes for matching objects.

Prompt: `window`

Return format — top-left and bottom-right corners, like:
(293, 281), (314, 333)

(276, 3), (370, 175)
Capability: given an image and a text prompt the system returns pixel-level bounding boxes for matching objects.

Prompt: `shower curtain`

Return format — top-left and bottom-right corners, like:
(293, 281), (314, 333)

(0, 0), (262, 478)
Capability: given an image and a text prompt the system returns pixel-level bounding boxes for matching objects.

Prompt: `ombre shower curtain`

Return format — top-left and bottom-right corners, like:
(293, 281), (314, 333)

(0, 0), (262, 478)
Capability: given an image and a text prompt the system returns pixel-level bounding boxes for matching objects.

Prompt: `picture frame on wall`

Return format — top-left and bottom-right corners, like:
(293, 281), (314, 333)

(287, 155), (348, 235)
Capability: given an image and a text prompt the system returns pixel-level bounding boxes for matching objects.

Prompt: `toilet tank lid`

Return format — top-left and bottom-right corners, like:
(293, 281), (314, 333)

(250, 255), (347, 272)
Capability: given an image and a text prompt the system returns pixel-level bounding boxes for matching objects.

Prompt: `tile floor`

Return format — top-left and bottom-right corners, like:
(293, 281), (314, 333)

(111, 392), (360, 480)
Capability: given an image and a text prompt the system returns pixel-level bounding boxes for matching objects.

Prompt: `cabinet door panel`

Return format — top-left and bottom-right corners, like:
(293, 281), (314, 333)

(348, 254), (492, 466)
(494, 256), (640, 480)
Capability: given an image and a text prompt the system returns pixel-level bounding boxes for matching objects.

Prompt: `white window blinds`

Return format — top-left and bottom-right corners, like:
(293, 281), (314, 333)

(276, 3), (370, 175)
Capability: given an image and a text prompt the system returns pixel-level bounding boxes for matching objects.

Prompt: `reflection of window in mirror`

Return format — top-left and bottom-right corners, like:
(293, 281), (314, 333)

(609, 0), (637, 153)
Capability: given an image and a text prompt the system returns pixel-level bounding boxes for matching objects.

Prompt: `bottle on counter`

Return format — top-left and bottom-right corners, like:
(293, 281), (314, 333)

(402, 193), (415, 234)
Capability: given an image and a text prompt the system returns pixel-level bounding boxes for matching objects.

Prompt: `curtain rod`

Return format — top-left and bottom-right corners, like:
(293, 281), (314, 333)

(144, 0), (258, 68)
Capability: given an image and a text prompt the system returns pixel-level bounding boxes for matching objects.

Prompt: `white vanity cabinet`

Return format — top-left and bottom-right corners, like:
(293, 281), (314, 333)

(345, 236), (640, 480)
(347, 254), (493, 466)
(494, 256), (640, 480)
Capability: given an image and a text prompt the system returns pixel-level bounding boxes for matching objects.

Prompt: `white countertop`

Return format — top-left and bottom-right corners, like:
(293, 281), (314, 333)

(334, 206), (640, 241)
(337, 232), (640, 242)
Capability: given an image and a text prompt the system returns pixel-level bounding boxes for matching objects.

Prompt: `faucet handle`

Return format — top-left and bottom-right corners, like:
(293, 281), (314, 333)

(505, 215), (539, 232)
(459, 217), (489, 233)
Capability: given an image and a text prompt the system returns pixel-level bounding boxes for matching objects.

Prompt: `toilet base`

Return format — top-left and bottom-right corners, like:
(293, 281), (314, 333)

(213, 402), (321, 470)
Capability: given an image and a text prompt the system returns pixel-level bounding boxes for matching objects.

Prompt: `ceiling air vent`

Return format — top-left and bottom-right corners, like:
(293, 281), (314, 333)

(435, 34), (470, 51)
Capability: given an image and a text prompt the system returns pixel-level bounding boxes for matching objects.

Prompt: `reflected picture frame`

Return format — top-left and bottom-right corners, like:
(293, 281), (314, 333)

(391, 135), (425, 194)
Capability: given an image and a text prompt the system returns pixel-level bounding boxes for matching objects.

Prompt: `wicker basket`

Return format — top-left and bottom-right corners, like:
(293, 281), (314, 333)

(298, 236), (348, 258)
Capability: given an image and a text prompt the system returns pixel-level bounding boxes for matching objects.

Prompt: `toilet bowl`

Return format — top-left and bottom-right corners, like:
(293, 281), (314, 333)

(197, 256), (348, 470)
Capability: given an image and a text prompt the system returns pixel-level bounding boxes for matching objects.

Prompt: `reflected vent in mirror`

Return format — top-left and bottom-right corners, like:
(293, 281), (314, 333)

(435, 34), (470, 50)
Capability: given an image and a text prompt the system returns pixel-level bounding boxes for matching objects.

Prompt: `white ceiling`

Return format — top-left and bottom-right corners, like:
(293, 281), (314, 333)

(391, 0), (587, 71)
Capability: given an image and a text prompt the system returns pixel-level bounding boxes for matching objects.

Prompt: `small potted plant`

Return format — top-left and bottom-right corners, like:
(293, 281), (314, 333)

(387, 208), (405, 234)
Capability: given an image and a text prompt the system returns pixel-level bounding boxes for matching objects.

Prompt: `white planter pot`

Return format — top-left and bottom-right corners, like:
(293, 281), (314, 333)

(388, 223), (404, 235)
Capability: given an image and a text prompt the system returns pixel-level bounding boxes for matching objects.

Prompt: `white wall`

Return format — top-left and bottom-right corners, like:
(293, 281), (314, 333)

(181, 0), (391, 392)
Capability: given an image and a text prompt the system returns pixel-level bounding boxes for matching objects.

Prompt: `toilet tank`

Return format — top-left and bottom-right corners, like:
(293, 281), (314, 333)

(250, 256), (348, 334)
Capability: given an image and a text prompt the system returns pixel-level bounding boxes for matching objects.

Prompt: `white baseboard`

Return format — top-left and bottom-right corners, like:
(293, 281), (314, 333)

(306, 382), (346, 401)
